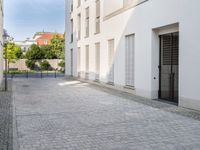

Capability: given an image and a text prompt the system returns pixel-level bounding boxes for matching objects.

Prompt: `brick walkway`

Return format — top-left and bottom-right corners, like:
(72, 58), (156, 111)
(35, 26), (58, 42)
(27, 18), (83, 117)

(0, 89), (13, 150)
(13, 78), (200, 150)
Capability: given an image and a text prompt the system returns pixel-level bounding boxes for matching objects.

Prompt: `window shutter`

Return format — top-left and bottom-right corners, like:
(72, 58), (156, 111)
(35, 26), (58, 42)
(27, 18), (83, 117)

(85, 45), (89, 73)
(95, 43), (100, 80)
(96, 0), (100, 17)
(108, 40), (114, 83)
(125, 34), (135, 87)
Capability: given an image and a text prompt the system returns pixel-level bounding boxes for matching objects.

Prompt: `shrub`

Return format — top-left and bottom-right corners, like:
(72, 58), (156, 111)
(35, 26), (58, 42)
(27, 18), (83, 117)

(25, 59), (36, 70)
(40, 60), (51, 70)
(58, 60), (65, 72)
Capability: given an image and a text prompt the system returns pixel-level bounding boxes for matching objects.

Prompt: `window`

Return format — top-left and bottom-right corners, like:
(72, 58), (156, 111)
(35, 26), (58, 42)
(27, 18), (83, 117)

(70, 0), (73, 12)
(85, 45), (89, 79)
(85, 7), (89, 37)
(77, 47), (81, 77)
(125, 34), (135, 87)
(95, 43), (100, 80)
(95, 0), (100, 34)
(85, 45), (89, 73)
(70, 19), (73, 42)
(71, 49), (73, 76)
(77, 0), (81, 7)
(108, 39), (114, 84)
(77, 13), (81, 40)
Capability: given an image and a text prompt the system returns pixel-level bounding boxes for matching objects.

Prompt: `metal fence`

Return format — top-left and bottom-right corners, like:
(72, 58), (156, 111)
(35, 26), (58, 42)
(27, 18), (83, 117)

(4, 70), (65, 79)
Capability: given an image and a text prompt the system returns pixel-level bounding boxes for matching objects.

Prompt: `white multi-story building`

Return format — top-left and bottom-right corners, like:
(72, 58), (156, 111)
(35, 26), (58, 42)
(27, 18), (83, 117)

(15, 38), (36, 53)
(65, 0), (200, 111)
(0, 0), (3, 88)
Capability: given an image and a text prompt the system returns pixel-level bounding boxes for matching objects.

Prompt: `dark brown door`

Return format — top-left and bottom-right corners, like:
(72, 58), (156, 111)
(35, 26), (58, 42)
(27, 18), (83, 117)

(159, 32), (179, 103)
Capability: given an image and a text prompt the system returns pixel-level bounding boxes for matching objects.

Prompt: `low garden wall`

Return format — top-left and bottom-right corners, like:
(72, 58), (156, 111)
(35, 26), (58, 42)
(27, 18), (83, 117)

(3, 59), (62, 71)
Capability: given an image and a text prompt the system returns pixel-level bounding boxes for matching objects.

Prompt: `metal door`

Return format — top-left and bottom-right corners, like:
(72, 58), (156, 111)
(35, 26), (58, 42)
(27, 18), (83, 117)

(159, 32), (179, 103)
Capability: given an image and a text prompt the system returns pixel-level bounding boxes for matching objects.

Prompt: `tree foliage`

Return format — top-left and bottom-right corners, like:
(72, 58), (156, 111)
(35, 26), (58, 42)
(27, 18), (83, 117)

(50, 35), (65, 59)
(25, 59), (36, 70)
(4, 42), (23, 63)
(40, 60), (51, 70)
(58, 60), (65, 72)
(24, 35), (65, 70)
(25, 35), (65, 60)
(26, 44), (45, 60)
(40, 45), (57, 59)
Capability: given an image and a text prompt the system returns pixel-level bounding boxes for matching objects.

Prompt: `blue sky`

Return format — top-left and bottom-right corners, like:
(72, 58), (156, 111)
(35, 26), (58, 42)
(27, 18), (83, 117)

(4, 0), (65, 41)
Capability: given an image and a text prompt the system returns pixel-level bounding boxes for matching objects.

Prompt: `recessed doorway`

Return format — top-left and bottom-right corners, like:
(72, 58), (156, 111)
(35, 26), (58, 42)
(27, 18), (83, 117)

(159, 32), (179, 103)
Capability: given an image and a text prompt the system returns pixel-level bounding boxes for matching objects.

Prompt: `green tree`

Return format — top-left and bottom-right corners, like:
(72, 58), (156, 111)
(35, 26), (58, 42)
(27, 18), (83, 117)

(58, 60), (65, 72)
(26, 44), (44, 60)
(40, 45), (57, 59)
(50, 35), (65, 59)
(4, 42), (23, 69)
(15, 46), (23, 59)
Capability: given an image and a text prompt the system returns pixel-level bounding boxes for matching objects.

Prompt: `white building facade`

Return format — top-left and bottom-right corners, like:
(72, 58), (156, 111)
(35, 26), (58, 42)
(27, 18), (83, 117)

(15, 38), (36, 53)
(65, 0), (200, 111)
(0, 0), (3, 88)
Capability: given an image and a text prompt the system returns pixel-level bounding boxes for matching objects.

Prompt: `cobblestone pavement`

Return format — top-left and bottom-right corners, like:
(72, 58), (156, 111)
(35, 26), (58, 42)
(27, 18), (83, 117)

(13, 78), (200, 150)
(0, 82), (13, 150)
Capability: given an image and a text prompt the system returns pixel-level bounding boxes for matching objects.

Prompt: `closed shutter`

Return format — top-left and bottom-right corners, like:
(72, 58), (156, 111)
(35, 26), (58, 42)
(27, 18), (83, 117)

(71, 49), (73, 76)
(162, 35), (171, 65)
(172, 35), (179, 65)
(96, 0), (100, 17)
(77, 47), (81, 77)
(70, 19), (73, 42)
(108, 39), (114, 84)
(95, 43), (100, 80)
(162, 34), (179, 65)
(77, 14), (81, 40)
(85, 45), (89, 79)
(85, 7), (89, 37)
(125, 34), (135, 87)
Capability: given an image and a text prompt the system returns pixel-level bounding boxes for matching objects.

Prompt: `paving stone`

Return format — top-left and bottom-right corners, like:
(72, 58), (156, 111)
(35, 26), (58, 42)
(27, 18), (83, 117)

(12, 78), (200, 150)
(0, 82), (13, 150)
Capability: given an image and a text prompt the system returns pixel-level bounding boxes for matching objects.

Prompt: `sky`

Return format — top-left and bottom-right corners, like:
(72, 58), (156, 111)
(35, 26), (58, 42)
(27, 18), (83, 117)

(4, 0), (65, 41)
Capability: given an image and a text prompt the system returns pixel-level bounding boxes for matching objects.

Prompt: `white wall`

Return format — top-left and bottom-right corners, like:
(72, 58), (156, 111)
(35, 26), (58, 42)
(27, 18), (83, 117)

(66, 0), (200, 111)
(65, 0), (72, 76)
(103, 0), (123, 17)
